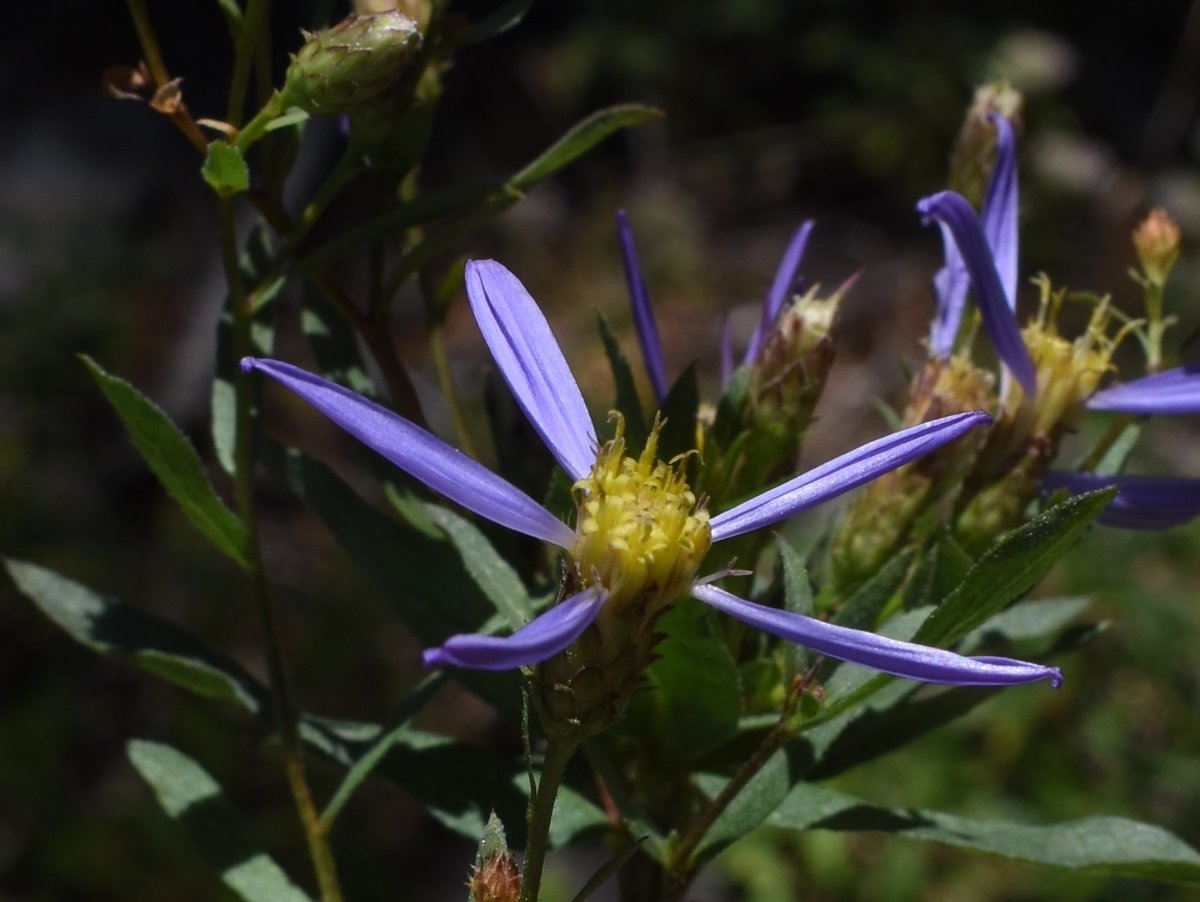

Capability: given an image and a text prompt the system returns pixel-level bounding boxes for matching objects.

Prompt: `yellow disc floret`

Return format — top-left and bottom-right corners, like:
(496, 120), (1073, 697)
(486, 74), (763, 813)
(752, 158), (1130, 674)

(571, 414), (711, 616)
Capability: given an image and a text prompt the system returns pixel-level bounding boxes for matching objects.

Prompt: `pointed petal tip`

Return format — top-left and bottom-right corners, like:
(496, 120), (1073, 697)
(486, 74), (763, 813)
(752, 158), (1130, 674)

(691, 584), (1061, 689)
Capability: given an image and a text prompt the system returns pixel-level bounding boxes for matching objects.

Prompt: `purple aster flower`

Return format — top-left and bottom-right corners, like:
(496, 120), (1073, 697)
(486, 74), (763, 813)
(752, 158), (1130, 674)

(920, 114), (1037, 394)
(616, 211), (815, 398)
(243, 259), (1061, 688)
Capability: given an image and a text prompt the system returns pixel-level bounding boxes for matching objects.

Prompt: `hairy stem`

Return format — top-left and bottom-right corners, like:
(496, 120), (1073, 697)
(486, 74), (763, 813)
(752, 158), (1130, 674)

(520, 739), (579, 902)
(661, 681), (807, 900)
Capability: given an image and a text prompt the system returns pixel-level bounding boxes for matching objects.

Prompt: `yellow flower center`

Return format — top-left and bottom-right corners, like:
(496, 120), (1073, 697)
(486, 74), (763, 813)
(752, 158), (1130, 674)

(571, 415), (711, 614)
(1003, 275), (1115, 437)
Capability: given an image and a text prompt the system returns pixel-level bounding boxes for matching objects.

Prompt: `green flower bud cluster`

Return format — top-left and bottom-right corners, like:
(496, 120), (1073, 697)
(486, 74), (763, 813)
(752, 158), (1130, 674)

(948, 80), (1023, 206)
(281, 11), (423, 116)
(746, 282), (843, 458)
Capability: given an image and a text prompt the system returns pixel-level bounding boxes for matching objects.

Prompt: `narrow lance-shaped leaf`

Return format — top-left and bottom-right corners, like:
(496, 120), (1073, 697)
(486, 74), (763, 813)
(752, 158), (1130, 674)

(509, 104), (663, 193)
(766, 782), (1200, 887)
(128, 741), (312, 902)
(4, 557), (267, 713)
(916, 487), (1116, 647)
(81, 356), (249, 568)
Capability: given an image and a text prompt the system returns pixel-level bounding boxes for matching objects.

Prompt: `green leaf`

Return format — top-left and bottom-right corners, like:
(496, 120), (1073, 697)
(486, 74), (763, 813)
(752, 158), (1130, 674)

(959, 596), (1093, 650)
(201, 140), (250, 196)
(263, 443), (519, 715)
(461, 0), (537, 46)
(128, 741), (312, 902)
(320, 673), (447, 825)
(423, 503), (534, 631)
(622, 602), (742, 764)
(693, 743), (810, 860)
(581, 742), (666, 858)
(301, 285), (376, 398)
(300, 183), (505, 274)
(82, 356), (248, 567)
(830, 548), (913, 632)
(767, 783), (1200, 886)
(778, 534), (814, 675)
(211, 224), (278, 474)
(916, 489), (1115, 648)
(4, 558), (267, 713)
(264, 107), (309, 133)
(570, 837), (647, 902)
(508, 104), (662, 193)
(214, 0), (243, 36)
(656, 363), (700, 463)
(597, 311), (649, 453)
(300, 716), (606, 848)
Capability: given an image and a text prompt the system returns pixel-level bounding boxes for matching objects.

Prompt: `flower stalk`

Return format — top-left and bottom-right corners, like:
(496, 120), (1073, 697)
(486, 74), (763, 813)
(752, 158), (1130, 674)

(518, 738), (579, 902)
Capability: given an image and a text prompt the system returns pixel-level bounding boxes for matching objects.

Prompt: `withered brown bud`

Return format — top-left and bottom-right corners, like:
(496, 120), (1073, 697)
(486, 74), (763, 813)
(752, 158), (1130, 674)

(468, 851), (522, 902)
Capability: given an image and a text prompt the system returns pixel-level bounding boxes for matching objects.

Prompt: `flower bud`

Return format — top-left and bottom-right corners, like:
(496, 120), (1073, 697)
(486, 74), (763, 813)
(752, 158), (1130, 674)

(954, 277), (1115, 549)
(948, 81), (1024, 206)
(281, 12), (422, 116)
(747, 281), (843, 449)
(1133, 207), (1181, 287)
(468, 851), (521, 902)
(829, 356), (994, 590)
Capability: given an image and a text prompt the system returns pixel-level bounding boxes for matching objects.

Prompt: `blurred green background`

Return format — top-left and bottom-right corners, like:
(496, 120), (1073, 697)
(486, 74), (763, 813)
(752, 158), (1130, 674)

(3, 1), (1200, 899)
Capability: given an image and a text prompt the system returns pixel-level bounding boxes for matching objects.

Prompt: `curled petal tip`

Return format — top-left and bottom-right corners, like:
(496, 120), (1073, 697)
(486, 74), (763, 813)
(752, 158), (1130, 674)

(418, 586), (607, 671)
(919, 190), (1036, 395)
(240, 356), (258, 374)
(421, 648), (446, 670)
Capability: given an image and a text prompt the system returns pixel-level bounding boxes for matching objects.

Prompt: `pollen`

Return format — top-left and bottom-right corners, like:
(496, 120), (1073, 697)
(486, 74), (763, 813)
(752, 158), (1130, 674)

(571, 414), (711, 615)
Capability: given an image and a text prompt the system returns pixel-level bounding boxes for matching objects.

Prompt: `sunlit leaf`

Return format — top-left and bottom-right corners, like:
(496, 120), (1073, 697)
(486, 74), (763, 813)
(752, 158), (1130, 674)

(83, 356), (249, 567)
(508, 104), (662, 193)
(5, 558), (266, 713)
(201, 140), (250, 196)
(597, 311), (649, 453)
(916, 489), (1115, 647)
(128, 741), (311, 902)
(767, 783), (1200, 886)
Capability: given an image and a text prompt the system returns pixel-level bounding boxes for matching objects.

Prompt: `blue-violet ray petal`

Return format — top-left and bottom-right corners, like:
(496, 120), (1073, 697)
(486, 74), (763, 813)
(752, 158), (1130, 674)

(691, 584), (1062, 687)
(1042, 470), (1200, 529)
(981, 114), (1019, 308)
(616, 210), (669, 405)
(241, 358), (574, 547)
(422, 586), (607, 670)
(465, 260), (597, 481)
(710, 411), (990, 542)
(918, 190), (1037, 395)
(1087, 365), (1200, 414)
(744, 221), (815, 366)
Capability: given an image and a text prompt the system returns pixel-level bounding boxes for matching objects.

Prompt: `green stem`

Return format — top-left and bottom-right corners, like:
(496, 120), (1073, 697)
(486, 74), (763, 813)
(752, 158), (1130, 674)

(308, 272), (428, 429)
(429, 319), (479, 458)
(220, 198), (344, 902)
(227, 0), (270, 126)
(660, 683), (806, 900)
(124, 0), (209, 153)
(520, 739), (579, 902)
(125, 0), (170, 86)
(1078, 413), (1138, 472)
